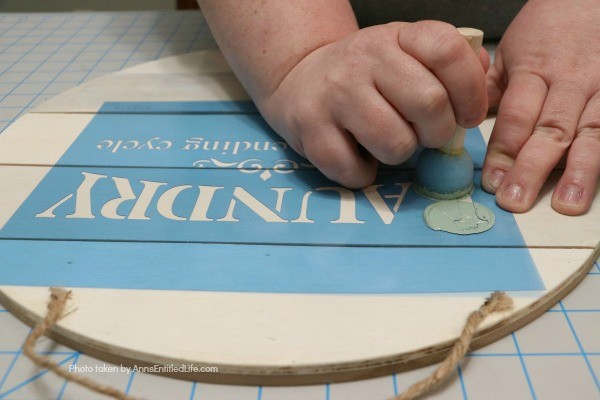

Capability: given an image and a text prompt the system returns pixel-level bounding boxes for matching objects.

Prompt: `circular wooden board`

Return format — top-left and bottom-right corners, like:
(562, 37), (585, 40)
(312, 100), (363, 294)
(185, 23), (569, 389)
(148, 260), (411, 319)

(0, 51), (598, 385)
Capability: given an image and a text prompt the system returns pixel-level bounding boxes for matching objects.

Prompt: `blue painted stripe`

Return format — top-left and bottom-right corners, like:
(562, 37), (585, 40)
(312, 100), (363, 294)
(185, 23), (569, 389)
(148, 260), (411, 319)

(99, 101), (259, 114)
(0, 240), (543, 294)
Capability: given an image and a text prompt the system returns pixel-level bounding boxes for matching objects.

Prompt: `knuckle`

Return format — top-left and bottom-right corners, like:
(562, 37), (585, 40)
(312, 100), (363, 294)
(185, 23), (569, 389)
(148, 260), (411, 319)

(517, 151), (543, 172)
(348, 33), (369, 53)
(358, 102), (387, 129)
(484, 147), (515, 171)
(344, 32), (375, 62)
(303, 138), (353, 184)
(348, 24), (394, 53)
(578, 122), (600, 142)
(382, 134), (417, 164)
(571, 135), (600, 176)
(497, 106), (537, 131)
(287, 99), (319, 134)
(357, 104), (417, 164)
(533, 121), (573, 146)
(283, 103), (328, 158)
(303, 140), (331, 171)
(411, 20), (456, 40)
(322, 67), (348, 93)
(428, 27), (465, 69)
(419, 86), (450, 115)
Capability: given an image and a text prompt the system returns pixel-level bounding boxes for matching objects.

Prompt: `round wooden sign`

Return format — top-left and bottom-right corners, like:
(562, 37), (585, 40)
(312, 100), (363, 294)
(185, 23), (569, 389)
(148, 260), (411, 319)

(0, 51), (598, 385)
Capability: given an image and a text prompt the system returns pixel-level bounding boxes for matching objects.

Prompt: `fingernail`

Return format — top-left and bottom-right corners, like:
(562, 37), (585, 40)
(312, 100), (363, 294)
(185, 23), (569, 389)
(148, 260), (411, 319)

(557, 184), (582, 206)
(502, 184), (524, 204)
(487, 170), (505, 191)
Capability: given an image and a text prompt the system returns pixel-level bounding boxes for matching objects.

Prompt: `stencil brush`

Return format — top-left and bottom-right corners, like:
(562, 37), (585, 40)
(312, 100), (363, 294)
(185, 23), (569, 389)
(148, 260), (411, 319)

(413, 28), (484, 200)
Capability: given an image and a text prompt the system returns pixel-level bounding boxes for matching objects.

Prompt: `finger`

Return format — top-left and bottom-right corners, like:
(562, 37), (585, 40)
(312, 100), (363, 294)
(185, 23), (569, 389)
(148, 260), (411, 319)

(482, 72), (547, 193)
(398, 21), (488, 127)
(335, 85), (419, 165)
(552, 93), (600, 215)
(496, 81), (588, 213)
(371, 50), (456, 149)
(486, 64), (505, 112)
(301, 124), (378, 188)
(486, 48), (506, 113)
(479, 47), (491, 74)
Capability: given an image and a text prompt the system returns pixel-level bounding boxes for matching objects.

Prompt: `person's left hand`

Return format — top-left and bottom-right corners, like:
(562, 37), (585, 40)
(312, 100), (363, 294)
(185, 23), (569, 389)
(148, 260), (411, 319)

(483, 0), (600, 215)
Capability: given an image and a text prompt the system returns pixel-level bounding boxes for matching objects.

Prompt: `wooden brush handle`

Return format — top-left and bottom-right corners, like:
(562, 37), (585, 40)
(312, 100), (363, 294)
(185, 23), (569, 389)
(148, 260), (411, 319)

(440, 28), (484, 154)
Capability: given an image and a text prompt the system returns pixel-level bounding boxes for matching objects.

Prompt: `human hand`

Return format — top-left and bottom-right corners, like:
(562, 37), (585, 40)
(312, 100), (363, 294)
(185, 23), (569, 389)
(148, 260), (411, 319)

(259, 21), (488, 188)
(484, 0), (600, 215)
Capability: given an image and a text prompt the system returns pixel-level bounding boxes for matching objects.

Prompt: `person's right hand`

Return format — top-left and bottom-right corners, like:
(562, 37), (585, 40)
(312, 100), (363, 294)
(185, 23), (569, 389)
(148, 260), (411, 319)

(483, 0), (600, 215)
(258, 20), (489, 187)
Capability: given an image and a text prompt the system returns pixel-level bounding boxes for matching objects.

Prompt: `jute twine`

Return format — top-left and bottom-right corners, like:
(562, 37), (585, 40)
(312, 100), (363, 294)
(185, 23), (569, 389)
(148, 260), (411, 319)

(390, 291), (514, 400)
(22, 288), (513, 400)
(22, 287), (142, 400)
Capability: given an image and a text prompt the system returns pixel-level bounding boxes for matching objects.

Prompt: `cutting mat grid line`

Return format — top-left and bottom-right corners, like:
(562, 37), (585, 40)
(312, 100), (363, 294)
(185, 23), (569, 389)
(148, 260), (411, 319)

(0, 12), (598, 400)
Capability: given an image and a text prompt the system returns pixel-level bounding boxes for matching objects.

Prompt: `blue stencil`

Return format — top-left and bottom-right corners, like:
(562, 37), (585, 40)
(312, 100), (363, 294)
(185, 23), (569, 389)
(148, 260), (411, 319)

(0, 101), (544, 294)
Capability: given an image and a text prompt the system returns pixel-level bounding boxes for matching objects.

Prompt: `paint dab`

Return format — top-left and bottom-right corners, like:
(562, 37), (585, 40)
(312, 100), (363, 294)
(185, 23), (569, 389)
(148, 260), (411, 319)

(423, 200), (495, 235)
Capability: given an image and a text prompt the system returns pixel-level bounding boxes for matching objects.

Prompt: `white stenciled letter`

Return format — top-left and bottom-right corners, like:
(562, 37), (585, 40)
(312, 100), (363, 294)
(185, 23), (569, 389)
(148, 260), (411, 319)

(292, 187), (364, 224)
(100, 178), (167, 220)
(157, 185), (192, 221)
(291, 190), (314, 223)
(128, 181), (168, 220)
(190, 186), (224, 221)
(218, 187), (288, 222)
(316, 187), (364, 224)
(36, 172), (107, 219)
(362, 183), (412, 224)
